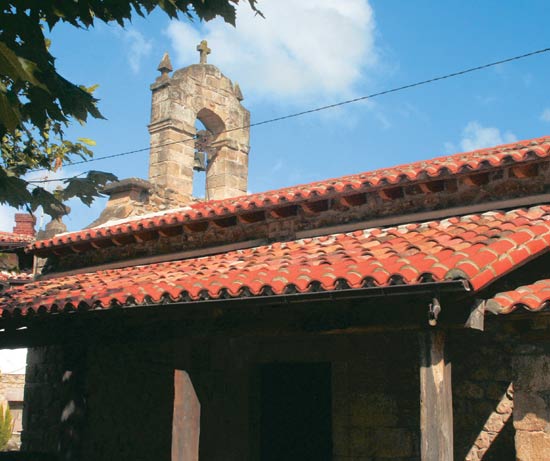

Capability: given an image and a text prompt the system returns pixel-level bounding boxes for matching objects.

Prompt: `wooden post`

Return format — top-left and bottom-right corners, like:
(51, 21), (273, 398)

(172, 370), (201, 461)
(419, 330), (453, 461)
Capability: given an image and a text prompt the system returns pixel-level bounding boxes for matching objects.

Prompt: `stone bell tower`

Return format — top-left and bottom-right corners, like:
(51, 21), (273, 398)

(148, 41), (250, 202)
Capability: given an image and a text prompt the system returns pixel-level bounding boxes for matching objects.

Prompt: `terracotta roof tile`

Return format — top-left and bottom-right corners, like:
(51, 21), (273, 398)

(30, 135), (550, 252)
(4, 205), (550, 316)
(0, 232), (34, 245)
(486, 280), (550, 314)
(0, 271), (33, 283)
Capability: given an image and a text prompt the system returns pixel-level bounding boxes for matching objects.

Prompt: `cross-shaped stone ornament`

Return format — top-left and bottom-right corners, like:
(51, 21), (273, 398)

(197, 40), (211, 64)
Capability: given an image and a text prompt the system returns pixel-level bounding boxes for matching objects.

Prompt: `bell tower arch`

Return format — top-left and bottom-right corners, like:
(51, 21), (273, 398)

(148, 43), (250, 202)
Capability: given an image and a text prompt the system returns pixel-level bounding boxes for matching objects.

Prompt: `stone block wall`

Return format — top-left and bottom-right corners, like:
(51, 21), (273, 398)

(512, 342), (550, 461)
(450, 326), (516, 461)
(329, 337), (419, 461)
(149, 63), (250, 202)
(23, 346), (65, 453)
(82, 341), (174, 461)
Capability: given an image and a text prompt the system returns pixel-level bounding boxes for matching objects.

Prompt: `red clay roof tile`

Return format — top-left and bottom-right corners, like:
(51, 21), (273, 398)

(29, 135), (550, 252)
(0, 271), (33, 283)
(486, 280), (550, 314)
(0, 232), (34, 245)
(4, 205), (550, 316)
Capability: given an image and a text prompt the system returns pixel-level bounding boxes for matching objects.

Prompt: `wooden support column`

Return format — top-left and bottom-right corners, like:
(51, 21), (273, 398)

(172, 370), (201, 461)
(419, 330), (454, 461)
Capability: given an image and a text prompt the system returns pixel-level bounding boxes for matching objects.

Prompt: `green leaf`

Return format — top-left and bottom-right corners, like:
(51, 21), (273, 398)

(0, 92), (20, 133)
(0, 0), (257, 217)
(77, 137), (96, 146)
(0, 41), (41, 86)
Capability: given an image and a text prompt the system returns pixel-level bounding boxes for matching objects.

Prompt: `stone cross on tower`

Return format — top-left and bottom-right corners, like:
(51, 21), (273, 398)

(197, 40), (211, 64)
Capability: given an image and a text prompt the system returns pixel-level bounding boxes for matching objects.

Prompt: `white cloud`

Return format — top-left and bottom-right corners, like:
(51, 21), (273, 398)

(459, 122), (517, 151)
(166, 0), (377, 103)
(540, 108), (550, 123)
(123, 28), (153, 73)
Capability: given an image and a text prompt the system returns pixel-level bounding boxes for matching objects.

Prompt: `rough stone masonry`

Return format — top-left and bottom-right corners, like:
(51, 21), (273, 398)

(148, 45), (250, 202)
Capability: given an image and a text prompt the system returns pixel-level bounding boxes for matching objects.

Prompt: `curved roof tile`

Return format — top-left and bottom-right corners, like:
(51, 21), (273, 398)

(0, 232), (34, 245)
(30, 135), (550, 252)
(4, 205), (550, 316)
(486, 280), (550, 314)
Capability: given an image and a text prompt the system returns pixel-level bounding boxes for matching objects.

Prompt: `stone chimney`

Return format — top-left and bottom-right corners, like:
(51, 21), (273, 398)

(148, 43), (250, 203)
(12, 213), (35, 236)
(86, 178), (152, 228)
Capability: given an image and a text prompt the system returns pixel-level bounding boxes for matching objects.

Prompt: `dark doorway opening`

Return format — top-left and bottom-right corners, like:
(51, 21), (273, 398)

(260, 362), (332, 461)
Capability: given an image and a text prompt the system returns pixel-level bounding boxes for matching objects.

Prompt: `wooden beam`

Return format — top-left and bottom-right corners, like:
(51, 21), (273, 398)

(172, 370), (200, 461)
(419, 329), (453, 461)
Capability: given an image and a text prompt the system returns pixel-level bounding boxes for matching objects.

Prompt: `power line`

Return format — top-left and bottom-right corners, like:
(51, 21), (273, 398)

(27, 172), (86, 184)
(29, 45), (550, 176)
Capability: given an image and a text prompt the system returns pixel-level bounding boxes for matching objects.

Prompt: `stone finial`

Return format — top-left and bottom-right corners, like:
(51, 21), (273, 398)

(196, 40), (211, 64)
(157, 52), (173, 79)
(35, 215), (67, 241)
(45, 216), (67, 237)
(233, 83), (244, 102)
(36, 200), (69, 239)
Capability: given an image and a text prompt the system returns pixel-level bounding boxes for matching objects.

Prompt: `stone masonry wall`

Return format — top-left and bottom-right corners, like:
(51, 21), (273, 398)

(450, 325), (516, 461)
(149, 63), (250, 202)
(330, 339), (419, 461)
(82, 340), (174, 461)
(511, 341), (550, 461)
(23, 346), (66, 453)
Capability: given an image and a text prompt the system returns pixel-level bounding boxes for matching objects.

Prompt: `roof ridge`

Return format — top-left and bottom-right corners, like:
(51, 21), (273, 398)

(190, 134), (550, 206)
(30, 134), (550, 252)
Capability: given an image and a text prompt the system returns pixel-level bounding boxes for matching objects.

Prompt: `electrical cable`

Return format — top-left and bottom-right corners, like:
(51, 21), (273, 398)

(27, 45), (550, 176)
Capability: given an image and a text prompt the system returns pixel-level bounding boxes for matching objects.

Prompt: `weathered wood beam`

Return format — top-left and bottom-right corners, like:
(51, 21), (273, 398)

(419, 329), (453, 461)
(172, 370), (200, 461)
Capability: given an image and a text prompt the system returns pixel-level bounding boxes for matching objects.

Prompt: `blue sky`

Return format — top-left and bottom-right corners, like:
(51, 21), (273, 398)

(2, 0), (550, 233)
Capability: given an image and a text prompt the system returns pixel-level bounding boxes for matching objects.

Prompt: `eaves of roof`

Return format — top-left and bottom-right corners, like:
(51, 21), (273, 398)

(0, 232), (34, 246)
(3, 205), (550, 318)
(0, 271), (33, 284)
(486, 280), (550, 314)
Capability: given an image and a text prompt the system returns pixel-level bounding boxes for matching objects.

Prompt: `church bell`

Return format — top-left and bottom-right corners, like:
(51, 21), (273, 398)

(193, 151), (206, 172)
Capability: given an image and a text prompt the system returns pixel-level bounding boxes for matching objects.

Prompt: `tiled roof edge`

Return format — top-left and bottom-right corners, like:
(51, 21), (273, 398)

(29, 135), (550, 253)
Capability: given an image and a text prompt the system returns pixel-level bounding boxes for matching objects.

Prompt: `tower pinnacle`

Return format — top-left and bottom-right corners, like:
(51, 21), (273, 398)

(157, 52), (173, 78)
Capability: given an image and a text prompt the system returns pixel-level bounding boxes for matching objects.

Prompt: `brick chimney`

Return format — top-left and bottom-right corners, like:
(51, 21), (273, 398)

(13, 213), (36, 236)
